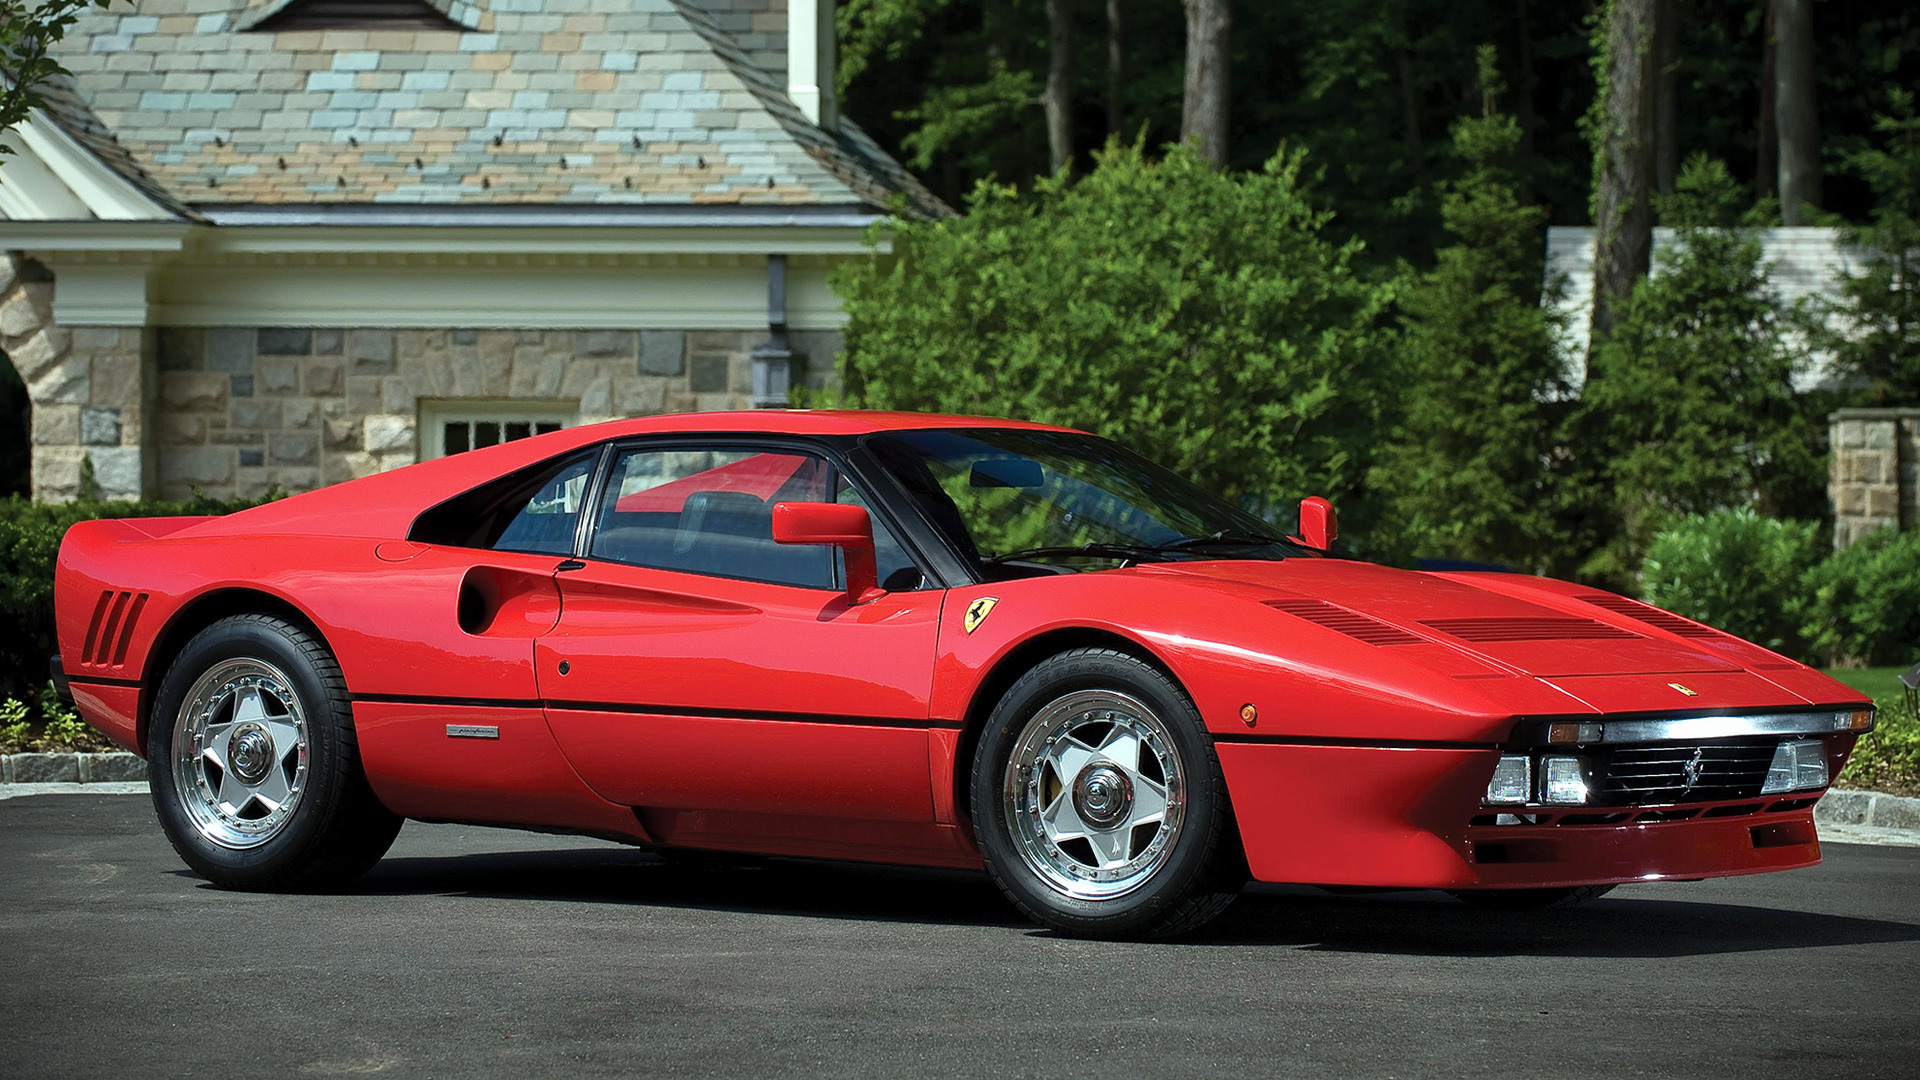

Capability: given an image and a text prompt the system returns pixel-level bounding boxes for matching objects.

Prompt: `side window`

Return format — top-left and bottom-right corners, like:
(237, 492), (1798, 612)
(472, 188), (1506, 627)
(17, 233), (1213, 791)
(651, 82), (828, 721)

(493, 456), (594, 555)
(409, 451), (594, 554)
(834, 474), (927, 591)
(589, 447), (837, 589)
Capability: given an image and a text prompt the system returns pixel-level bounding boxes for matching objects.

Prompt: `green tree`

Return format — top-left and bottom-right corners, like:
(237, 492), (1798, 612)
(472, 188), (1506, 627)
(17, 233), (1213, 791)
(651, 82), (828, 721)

(831, 140), (1398, 533)
(1, 0), (117, 148)
(1368, 47), (1571, 571)
(1580, 154), (1823, 582)
(1824, 90), (1920, 404)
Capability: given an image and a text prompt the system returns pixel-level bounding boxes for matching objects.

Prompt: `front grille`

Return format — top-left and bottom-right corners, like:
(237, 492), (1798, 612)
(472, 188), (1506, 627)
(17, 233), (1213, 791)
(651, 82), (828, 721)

(1594, 738), (1779, 805)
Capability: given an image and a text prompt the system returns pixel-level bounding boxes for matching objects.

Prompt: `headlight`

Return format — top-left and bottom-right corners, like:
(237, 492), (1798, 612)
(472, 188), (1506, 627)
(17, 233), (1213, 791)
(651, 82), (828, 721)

(1761, 739), (1828, 794)
(1486, 755), (1531, 804)
(1540, 756), (1590, 805)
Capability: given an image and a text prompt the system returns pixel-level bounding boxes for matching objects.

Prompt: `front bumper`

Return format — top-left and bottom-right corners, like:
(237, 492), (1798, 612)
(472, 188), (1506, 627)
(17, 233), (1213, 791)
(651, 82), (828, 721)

(1218, 741), (1835, 890)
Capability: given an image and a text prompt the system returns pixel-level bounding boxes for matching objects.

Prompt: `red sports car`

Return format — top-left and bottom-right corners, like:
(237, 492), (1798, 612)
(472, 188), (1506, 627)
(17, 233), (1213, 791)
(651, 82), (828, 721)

(53, 411), (1874, 937)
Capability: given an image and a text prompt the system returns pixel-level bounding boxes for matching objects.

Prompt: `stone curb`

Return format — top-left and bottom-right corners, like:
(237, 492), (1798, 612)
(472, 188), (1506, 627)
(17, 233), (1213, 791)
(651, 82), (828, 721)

(0, 752), (150, 784)
(1814, 788), (1920, 832)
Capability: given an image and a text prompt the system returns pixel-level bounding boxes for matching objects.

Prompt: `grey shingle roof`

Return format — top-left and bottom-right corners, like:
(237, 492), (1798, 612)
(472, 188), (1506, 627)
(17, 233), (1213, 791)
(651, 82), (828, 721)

(37, 0), (943, 215)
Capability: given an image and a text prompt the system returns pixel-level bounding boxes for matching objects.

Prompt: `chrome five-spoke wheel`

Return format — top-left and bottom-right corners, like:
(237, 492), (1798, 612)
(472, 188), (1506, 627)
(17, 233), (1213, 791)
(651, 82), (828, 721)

(1004, 689), (1186, 900)
(974, 648), (1240, 939)
(172, 658), (310, 849)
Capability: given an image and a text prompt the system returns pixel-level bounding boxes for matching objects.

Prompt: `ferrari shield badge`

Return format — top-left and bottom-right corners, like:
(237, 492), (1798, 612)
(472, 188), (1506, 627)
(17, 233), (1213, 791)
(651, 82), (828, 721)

(963, 596), (1000, 634)
(1669, 682), (1699, 697)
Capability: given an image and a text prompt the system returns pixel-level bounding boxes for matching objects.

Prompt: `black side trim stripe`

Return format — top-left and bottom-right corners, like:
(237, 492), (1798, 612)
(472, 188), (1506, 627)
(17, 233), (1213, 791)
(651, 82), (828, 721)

(1213, 733), (1501, 751)
(65, 674), (144, 689)
(352, 692), (957, 730)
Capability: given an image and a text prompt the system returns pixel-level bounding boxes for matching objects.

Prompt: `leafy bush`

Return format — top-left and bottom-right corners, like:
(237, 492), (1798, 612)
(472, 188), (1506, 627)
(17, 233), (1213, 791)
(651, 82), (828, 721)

(1368, 49), (1572, 572)
(0, 492), (273, 703)
(1640, 509), (1824, 654)
(1579, 157), (1827, 584)
(1823, 90), (1920, 405)
(832, 140), (1400, 538)
(1799, 527), (1920, 667)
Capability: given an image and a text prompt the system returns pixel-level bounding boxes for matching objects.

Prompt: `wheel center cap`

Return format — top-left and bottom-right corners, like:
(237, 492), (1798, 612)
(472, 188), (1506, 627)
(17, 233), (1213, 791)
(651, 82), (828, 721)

(229, 723), (274, 785)
(1072, 764), (1133, 829)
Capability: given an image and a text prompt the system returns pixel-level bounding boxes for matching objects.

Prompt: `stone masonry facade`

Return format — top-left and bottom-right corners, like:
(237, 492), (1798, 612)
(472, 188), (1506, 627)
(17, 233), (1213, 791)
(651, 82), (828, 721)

(150, 325), (841, 501)
(1829, 408), (1920, 548)
(3, 257), (153, 503)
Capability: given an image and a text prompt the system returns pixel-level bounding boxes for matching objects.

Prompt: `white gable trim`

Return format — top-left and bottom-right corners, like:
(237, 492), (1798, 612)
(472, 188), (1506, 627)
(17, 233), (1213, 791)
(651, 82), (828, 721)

(0, 109), (177, 222)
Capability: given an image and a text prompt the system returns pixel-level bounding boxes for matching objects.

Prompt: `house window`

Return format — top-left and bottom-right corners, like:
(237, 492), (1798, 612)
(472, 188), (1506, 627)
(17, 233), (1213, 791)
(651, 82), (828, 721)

(251, 0), (464, 32)
(419, 401), (576, 460)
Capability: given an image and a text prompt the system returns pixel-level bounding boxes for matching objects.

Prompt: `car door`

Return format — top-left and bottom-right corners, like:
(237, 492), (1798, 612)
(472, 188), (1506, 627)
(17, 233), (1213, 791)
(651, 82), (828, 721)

(534, 441), (944, 825)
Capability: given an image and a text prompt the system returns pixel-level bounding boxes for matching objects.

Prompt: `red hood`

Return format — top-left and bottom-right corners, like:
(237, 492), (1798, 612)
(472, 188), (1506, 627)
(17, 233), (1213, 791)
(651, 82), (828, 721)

(1136, 559), (1744, 679)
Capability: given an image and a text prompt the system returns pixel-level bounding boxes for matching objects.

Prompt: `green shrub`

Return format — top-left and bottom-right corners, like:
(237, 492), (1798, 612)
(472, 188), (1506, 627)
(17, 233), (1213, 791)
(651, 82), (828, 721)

(1822, 90), (1920, 406)
(0, 492), (274, 703)
(1640, 509), (1824, 654)
(1839, 684), (1920, 797)
(1368, 49), (1573, 573)
(1579, 157), (1827, 584)
(1799, 527), (1920, 667)
(831, 140), (1400, 539)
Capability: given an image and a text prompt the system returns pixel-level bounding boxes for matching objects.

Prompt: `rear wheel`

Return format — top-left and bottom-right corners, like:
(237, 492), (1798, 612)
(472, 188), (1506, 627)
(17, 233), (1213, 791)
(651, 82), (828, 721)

(148, 614), (401, 890)
(1449, 885), (1616, 911)
(971, 648), (1242, 939)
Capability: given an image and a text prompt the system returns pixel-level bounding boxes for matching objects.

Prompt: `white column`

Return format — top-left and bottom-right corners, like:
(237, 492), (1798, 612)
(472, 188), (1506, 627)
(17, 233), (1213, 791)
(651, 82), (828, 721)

(787, 0), (838, 131)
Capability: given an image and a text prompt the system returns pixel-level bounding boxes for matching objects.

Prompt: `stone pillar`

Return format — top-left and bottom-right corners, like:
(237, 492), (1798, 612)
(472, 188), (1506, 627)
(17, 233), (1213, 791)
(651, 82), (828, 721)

(0, 254), (152, 502)
(1829, 407), (1920, 548)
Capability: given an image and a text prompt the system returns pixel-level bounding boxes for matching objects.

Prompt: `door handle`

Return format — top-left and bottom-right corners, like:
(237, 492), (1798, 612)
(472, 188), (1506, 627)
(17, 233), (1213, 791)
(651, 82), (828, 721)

(555, 559), (586, 572)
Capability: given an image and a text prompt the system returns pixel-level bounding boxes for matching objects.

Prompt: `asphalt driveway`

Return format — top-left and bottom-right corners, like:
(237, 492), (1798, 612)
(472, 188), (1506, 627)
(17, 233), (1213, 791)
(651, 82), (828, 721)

(3, 793), (1916, 1079)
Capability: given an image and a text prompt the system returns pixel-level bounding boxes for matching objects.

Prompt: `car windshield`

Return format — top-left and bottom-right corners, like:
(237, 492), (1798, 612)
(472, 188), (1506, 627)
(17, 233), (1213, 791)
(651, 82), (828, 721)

(866, 428), (1306, 578)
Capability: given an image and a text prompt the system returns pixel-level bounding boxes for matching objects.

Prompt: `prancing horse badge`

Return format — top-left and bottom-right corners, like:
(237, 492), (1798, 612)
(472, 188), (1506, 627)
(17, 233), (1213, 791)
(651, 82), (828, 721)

(963, 596), (999, 634)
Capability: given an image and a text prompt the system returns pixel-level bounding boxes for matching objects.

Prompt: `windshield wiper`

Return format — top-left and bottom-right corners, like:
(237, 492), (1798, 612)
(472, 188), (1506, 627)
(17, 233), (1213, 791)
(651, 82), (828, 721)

(1151, 528), (1288, 552)
(983, 542), (1167, 565)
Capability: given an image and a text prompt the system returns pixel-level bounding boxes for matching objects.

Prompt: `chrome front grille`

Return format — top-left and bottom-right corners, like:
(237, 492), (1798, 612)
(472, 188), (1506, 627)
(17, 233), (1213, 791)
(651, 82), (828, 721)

(1595, 738), (1779, 805)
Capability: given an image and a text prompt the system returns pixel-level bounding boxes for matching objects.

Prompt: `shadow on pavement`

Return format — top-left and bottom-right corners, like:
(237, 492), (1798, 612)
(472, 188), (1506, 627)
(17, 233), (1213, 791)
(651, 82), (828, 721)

(337, 845), (1920, 957)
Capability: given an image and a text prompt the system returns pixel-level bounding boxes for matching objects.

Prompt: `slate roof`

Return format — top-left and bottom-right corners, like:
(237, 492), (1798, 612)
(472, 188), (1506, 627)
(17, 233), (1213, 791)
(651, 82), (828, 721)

(37, 0), (943, 216)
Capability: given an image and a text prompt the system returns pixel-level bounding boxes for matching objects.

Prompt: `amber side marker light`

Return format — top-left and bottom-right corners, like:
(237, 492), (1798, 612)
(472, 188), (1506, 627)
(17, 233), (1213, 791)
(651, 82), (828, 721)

(1546, 721), (1604, 744)
(1848, 708), (1875, 732)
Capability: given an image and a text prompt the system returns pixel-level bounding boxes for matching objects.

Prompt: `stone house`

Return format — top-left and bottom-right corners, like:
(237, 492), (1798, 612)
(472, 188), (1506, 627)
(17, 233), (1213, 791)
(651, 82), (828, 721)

(0, 0), (940, 503)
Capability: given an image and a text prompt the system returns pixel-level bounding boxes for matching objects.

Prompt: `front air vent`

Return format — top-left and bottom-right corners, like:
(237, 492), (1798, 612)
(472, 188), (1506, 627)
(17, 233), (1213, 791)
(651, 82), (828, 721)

(1576, 593), (1723, 638)
(82, 589), (148, 668)
(1421, 616), (1639, 643)
(1263, 599), (1425, 646)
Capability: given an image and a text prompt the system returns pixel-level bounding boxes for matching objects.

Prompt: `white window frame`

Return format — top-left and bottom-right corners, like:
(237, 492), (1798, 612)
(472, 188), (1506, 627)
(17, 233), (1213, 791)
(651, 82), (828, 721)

(417, 399), (579, 460)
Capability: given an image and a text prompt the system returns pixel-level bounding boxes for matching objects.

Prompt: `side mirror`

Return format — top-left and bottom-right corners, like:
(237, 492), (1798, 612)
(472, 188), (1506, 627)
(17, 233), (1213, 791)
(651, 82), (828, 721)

(1296, 496), (1337, 552)
(771, 502), (886, 602)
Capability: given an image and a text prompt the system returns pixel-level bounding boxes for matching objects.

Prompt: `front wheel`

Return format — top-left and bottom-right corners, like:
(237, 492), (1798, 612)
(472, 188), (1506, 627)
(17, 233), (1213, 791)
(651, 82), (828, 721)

(970, 648), (1242, 939)
(148, 614), (401, 890)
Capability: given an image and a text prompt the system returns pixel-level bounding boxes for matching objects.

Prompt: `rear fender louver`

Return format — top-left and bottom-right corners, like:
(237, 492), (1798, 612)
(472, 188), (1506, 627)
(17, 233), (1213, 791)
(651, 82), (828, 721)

(1263, 599), (1425, 646)
(1576, 593), (1724, 638)
(82, 589), (148, 668)
(1420, 616), (1639, 643)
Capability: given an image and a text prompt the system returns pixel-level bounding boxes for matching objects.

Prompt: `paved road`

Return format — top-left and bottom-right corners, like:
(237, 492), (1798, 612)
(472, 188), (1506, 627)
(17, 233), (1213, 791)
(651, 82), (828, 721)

(3, 795), (1917, 1079)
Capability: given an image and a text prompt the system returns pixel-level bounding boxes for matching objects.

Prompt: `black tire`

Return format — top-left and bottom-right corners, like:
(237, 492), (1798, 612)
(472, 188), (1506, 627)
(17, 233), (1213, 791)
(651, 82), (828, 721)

(970, 648), (1242, 939)
(147, 614), (402, 890)
(1449, 884), (1616, 911)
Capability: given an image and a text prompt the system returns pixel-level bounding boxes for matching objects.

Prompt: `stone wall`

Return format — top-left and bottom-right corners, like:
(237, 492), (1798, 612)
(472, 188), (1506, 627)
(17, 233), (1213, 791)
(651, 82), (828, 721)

(2, 255), (152, 503)
(1829, 408), (1920, 548)
(151, 325), (840, 501)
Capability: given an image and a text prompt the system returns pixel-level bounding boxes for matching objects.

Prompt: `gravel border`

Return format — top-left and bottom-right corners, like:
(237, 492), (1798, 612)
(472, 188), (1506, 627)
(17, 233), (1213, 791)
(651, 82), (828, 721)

(1, 752), (148, 784)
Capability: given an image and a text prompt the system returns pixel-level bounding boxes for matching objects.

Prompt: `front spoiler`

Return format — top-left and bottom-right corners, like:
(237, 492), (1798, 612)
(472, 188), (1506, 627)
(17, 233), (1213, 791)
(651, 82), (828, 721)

(1218, 741), (1824, 889)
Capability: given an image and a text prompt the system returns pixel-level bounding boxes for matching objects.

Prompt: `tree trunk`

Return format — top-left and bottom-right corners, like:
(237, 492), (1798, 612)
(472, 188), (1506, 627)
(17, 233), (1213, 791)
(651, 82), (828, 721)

(1391, 5), (1426, 191)
(1513, 0), (1538, 203)
(1181, 0), (1230, 166)
(1045, 0), (1073, 172)
(1589, 0), (1661, 365)
(1774, 0), (1820, 223)
(1755, 0), (1777, 199)
(1106, 0), (1122, 136)
(1654, 0), (1678, 194)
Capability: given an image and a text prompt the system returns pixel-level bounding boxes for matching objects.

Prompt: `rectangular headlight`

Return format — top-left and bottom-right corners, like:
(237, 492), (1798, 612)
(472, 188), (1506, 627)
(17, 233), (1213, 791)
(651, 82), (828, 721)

(1762, 739), (1828, 794)
(1540, 756), (1590, 805)
(1486, 755), (1531, 804)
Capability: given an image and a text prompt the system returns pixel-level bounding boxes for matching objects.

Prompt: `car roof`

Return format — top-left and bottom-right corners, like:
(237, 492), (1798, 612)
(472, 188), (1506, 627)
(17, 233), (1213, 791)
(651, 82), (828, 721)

(189, 410), (1080, 541)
